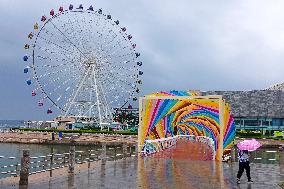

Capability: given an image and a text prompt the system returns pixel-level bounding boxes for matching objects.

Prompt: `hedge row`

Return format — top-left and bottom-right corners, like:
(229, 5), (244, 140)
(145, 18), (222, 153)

(15, 128), (282, 139)
(236, 132), (283, 140)
(236, 132), (262, 138)
(17, 128), (138, 135)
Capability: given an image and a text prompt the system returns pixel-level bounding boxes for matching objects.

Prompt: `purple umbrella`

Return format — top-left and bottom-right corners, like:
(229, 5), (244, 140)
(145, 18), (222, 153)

(237, 139), (262, 152)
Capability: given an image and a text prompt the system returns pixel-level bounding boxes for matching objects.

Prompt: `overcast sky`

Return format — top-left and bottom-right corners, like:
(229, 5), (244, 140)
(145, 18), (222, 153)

(1, 0), (284, 120)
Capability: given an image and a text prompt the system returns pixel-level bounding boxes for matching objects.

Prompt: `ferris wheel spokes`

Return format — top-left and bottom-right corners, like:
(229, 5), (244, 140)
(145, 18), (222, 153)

(49, 20), (88, 59)
(23, 4), (143, 124)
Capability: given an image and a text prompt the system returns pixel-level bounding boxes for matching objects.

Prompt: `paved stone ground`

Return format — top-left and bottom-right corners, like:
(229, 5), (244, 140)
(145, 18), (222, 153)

(1, 141), (283, 189)
(223, 162), (284, 189)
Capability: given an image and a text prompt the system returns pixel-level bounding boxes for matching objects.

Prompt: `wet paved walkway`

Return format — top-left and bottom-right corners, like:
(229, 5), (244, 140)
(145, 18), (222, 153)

(149, 139), (214, 160)
(1, 140), (283, 189)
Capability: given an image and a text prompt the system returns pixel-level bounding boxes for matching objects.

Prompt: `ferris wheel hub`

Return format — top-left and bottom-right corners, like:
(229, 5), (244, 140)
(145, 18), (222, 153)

(83, 58), (97, 66)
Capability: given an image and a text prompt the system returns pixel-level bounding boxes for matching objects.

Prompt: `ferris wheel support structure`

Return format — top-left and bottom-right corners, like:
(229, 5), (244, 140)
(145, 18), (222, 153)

(92, 64), (103, 129)
(64, 61), (110, 129)
(64, 65), (92, 116)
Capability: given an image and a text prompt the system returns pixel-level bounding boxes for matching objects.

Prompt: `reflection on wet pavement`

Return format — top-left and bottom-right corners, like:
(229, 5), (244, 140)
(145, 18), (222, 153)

(67, 173), (74, 189)
(1, 140), (284, 189)
(149, 140), (214, 160)
(138, 140), (224, 189)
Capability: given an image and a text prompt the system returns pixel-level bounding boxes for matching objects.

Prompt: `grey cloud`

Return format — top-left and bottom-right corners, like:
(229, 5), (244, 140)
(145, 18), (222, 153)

(1, 0), (284, 119)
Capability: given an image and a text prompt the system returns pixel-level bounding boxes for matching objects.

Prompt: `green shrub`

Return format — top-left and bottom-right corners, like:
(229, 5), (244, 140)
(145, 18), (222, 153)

(236, 131), (262, 138)
(18, 128), (137, 135)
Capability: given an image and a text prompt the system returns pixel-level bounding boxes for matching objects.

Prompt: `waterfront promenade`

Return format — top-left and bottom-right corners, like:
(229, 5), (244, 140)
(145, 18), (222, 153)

(0, 140), (283, 189)
(0, 131), (283, 147)
(0, 131), (137, 145)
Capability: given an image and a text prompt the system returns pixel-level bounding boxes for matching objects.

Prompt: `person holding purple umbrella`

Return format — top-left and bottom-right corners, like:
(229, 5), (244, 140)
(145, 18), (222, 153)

(236, 149), (253, 184)
(236, 138), (261, 184)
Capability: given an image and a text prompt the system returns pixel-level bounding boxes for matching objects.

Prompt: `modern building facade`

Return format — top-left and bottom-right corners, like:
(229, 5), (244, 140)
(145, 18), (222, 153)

(203, 90), (284, 131)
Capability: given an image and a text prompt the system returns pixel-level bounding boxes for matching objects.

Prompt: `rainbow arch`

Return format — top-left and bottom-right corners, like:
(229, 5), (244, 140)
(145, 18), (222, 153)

(138, 91), (236, 160)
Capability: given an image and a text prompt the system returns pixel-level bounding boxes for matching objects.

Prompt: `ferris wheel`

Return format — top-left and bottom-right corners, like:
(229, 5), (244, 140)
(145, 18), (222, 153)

(22, 4), (143, 125)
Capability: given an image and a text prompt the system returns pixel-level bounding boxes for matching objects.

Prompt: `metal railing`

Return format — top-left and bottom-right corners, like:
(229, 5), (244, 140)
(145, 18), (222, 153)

(0, 143), (138, 183)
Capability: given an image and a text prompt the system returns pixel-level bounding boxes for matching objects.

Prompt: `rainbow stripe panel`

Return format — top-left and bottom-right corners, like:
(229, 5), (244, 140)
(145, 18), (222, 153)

(139, 91), (235, 160)
(147, 90), (200, 97)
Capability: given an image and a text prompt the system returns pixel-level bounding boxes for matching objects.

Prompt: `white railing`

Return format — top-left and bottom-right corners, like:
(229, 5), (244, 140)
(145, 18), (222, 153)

(142, 135), (216, 160)
(0, 143), (138, 179)
(142, 136), (179, 154)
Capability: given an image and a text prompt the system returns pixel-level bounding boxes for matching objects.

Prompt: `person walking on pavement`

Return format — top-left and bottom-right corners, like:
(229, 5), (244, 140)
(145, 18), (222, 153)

(237, 150), (253, 184)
